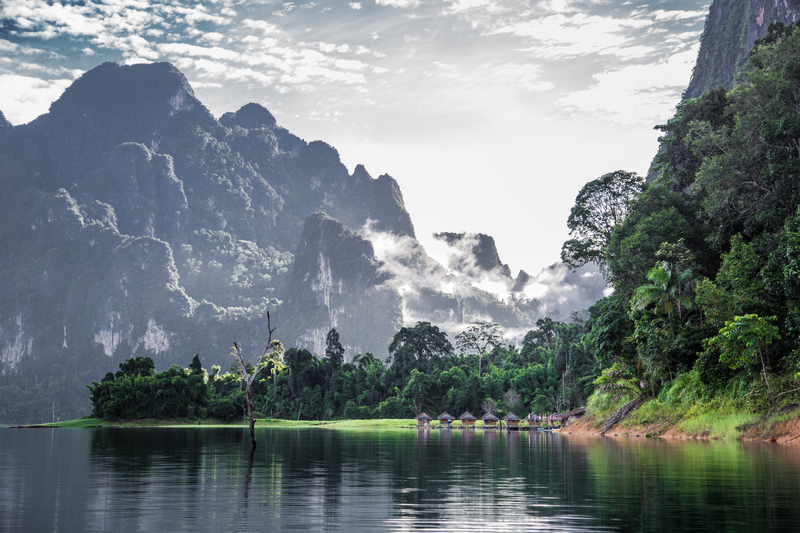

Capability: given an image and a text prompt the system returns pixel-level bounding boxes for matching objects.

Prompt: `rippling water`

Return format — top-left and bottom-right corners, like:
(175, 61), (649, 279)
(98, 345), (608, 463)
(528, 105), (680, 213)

(2, 427), (800, 532)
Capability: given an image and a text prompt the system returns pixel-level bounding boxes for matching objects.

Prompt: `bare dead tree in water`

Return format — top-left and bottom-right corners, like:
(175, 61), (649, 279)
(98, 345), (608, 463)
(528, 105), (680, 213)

(232, 311), (284, 448)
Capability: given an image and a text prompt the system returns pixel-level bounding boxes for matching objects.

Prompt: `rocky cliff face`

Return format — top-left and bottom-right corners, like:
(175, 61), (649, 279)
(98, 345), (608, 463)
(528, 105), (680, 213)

(281, 212), (403, 356)
(0, 62), (416, 379)
(685, 0), (800, 99)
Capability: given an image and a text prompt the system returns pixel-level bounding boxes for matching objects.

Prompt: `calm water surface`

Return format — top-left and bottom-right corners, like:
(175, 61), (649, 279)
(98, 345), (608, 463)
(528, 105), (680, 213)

(2, 427), (799, 532)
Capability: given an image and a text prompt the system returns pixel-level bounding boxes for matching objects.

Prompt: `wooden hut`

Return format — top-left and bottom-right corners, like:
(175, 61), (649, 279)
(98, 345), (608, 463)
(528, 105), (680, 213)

(437, 412), (455, 428)
(503, 412), (521, 430)
(415, 412), (433, 427)
(482, 412), (499, 428)
(459, 411), (477, 428)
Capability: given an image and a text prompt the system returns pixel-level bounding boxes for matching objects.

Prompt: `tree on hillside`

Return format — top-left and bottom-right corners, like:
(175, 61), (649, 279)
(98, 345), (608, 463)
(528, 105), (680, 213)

(633, 263), (694, 330)
(710, 314), (781, 409)
(593, 363), (652, 435)
(561, 170), (644, 271)
(456, 321), (504, 376)
(694, 27), (800, 246)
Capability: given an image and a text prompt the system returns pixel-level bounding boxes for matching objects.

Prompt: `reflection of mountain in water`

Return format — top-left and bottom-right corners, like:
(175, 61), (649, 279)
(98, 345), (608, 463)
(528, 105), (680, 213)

(4, 428), (800, 530)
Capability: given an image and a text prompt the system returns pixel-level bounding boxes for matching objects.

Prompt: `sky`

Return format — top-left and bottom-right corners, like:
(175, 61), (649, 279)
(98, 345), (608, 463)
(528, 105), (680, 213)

(0, 0), (710, 279)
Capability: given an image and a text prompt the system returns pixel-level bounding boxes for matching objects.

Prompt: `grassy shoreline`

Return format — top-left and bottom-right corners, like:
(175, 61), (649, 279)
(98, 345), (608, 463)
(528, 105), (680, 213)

(567, 398), (800, 442)
(11, 418), (536, 430)
(8, 418), (416, 429)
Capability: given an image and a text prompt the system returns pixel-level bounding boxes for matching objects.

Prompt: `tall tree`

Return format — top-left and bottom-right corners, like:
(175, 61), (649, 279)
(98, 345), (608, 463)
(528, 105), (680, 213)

(561, 170), (644, 270)
(456, 321), (504, 376)
(324, 328), (345, 376)
(389, 322), (452, 382)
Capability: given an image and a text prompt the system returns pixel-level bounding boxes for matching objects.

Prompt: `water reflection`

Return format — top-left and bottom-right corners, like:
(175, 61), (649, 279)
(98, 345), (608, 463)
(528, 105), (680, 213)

(2, 428), (800, 532)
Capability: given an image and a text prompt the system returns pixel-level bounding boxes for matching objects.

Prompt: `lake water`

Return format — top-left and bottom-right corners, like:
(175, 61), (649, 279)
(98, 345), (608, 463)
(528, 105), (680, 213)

(2, 427), (800, 532)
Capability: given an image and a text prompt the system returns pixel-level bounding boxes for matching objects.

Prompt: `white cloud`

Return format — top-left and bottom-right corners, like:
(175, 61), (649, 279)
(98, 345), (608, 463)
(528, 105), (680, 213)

(349, 2), (362, 9)
(446, 0), (492, 14)
(191, 80), (223, 88)
(649, 9), (708, 22)
(198, 32), (226, 44)
(375, 0), (421, 8)
(335, 59), (369, 70)
(158, 42), (239, 60)
(0, 40), (19, 53)
(495, 13), (650, 59)
(0, 73), (74, 124)
(555, 44), (700, 125)
(241, 19), (279, 34)
(492, 63), (554, 91)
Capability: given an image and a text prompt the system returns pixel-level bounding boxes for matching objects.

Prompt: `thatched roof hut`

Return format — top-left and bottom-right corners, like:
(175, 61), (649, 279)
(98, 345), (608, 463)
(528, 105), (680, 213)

(503, 412), (521, 428)
(459, 411), (477, 427)
(437, 412), (455, 427)
(482, 412), (499, 427)
(415, 412), (433, 427)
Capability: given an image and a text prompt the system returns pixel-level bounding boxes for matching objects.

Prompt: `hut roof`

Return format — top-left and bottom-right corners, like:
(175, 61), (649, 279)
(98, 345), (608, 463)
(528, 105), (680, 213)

(415, 412), (433, 420)
(459, 411), (477, 421)
(551, 407), (586, 421)
(437, 412), (455, 421)
(503, 412), (521, 421)
(482, 412), (499, 421)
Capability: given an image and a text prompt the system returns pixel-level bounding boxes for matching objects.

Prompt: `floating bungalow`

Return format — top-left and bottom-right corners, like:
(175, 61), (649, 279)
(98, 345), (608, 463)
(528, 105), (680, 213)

(503, 412), (521, 430)
(459, 411), (477, 428)
(415, 412), (433, 427)
(482, 412), (499, 428)
(437, 412), (455, 428)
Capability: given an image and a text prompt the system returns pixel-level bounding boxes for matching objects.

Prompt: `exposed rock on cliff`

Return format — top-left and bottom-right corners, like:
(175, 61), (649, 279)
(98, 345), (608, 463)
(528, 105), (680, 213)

(281, 212), (402, 356)
(685, 0), (800, 99)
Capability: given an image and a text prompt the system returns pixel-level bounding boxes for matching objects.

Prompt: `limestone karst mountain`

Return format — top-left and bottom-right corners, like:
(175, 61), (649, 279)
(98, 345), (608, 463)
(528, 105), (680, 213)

(1, 62), (582, 421)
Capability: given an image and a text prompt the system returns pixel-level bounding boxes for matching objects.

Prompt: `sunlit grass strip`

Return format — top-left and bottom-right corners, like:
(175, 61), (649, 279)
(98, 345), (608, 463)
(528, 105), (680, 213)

(678, 412), (757, 440)
(39, 418), (537, 429)
(41, 418), (421, 429)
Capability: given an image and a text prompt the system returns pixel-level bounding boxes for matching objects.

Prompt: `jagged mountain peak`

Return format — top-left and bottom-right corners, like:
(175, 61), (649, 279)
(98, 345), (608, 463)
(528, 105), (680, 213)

(220, 102), (277, 129)
(281, 210), (401, 357)
(48, 62), (204, 123)
(433, 231), (512, 278)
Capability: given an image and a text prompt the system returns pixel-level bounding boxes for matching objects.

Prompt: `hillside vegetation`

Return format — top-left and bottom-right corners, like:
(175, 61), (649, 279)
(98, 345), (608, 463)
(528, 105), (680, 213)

(574, 24), (800, 433)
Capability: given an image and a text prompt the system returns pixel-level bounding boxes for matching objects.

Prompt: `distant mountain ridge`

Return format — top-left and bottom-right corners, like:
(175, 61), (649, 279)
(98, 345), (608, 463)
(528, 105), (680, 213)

(1, 60), (586, 412)
(0, 61), (420, 373)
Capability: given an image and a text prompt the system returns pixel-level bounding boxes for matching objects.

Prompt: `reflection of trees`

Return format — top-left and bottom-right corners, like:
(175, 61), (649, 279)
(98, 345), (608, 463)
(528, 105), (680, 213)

(580, 437), (800, 531)
(63, 428), (800, 530)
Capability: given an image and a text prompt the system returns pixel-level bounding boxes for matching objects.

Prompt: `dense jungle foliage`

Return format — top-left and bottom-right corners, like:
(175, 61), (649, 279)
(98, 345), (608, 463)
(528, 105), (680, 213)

(579, 23), (800, 424)
(87, 318), (597, 421)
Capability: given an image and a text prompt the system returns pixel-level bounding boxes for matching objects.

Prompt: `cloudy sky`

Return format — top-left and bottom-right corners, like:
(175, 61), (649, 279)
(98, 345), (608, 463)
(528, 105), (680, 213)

(0, 0), (709, 277)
